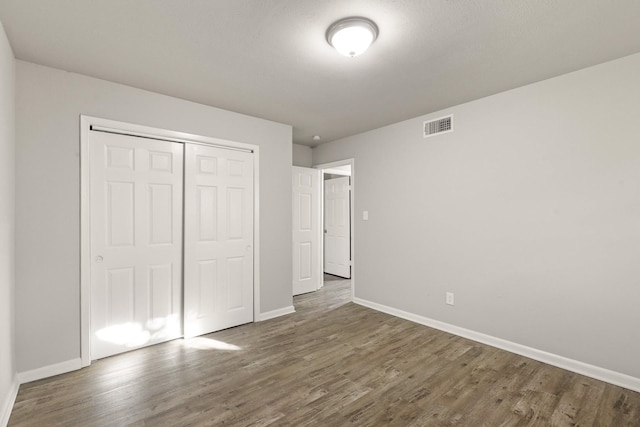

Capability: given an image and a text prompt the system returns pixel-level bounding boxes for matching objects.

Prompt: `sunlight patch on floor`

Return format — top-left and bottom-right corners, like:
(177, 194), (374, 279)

(181, 336), (242, 351)
(96, 315), (181, 347)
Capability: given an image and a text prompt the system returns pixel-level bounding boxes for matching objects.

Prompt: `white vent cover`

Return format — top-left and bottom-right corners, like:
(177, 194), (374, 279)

(423, 115), (453, 138)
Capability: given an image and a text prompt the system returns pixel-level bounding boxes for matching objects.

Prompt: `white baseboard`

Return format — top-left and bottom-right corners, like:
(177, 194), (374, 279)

(258, 305), (296, 322)
(354, 297), (640, 393)
(1, 376), (19, 427)
(17, 358), (82, 385)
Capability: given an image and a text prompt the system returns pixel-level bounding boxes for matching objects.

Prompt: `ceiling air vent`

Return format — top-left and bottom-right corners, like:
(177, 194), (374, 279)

(423, 114), (453, 138)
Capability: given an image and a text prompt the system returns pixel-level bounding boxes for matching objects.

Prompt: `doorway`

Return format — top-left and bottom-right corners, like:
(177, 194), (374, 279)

(80, 116), (260, 365)
(315, 159), (355, 299)
(323, 172), (351, 278)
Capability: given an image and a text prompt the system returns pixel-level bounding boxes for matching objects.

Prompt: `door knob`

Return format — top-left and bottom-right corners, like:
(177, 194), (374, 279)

(95, 256), (103, 263)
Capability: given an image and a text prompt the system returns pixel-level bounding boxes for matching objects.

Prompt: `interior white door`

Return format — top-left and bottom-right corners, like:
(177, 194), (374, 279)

(292, 167), (322, 295)
(183, 144), (254, 338)
(90, 131), (184, 360)
(324, 176), (351, 278)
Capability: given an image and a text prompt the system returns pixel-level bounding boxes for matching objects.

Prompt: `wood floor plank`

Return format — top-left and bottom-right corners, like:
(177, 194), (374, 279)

(549, 375), (605, 425)
(593, 385), (640, 427)
(9, 276), (640, 426)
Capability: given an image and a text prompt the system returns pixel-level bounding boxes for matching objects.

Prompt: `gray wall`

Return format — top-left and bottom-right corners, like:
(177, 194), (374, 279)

(313, 53), (640, 379)
(15, 61), (293, 373)
(0, 19), (16, 421)
(292, 143), (312, 167)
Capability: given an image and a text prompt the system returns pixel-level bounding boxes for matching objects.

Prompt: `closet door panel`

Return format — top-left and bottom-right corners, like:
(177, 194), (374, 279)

(184, 144), (254, 338)
(90, 131), (183, 360)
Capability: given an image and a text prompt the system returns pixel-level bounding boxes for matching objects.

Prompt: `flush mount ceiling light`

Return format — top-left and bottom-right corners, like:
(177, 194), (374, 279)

(326, 17), (378, 57)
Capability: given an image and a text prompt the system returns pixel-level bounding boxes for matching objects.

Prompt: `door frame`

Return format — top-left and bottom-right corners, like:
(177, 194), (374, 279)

(314, 158), (355, 301)
(80, 115), (260, 367)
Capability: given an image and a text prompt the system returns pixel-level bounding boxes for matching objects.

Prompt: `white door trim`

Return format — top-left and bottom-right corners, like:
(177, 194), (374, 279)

(80, 115), (260, 367)
(314, 158), (355, 301)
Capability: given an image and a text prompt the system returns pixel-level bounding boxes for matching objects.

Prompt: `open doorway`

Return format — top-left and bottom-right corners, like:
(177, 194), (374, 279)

(315, 159), (355, 300)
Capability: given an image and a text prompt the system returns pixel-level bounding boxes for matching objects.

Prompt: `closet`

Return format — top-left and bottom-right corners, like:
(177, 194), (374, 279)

(88, 126), (254, 360)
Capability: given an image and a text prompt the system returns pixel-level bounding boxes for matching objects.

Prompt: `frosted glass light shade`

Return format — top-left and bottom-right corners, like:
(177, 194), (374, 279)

(327, 17), (378, 57)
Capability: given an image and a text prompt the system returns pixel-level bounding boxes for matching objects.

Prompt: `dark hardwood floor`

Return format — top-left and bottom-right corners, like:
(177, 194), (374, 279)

(9, 277), (640, 426)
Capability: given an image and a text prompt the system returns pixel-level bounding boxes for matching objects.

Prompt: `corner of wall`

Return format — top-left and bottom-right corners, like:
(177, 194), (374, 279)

(0, 16), (17, 427)
(292, 143), (312, 168)
(0, 375), (18, 427)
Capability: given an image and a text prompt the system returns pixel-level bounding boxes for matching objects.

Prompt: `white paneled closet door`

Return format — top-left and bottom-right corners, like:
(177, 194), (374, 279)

(183, 144), (254, 338)
(90, 131), (184, 360)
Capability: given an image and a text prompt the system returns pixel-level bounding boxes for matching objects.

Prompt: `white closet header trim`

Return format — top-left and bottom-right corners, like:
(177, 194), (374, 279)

(90, 125), (254, 153)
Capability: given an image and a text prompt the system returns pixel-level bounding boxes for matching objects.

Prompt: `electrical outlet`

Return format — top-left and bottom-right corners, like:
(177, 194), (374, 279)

(446, 292), (455, 306)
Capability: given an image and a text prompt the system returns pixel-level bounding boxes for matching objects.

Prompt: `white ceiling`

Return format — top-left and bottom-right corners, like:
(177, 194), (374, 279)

(1, 1), (640, 146)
